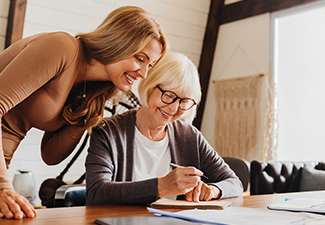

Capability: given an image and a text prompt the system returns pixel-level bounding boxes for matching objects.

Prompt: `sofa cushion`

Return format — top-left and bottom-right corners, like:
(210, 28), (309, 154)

(250, 161), (318, 195)
(300, 166), (325, 192)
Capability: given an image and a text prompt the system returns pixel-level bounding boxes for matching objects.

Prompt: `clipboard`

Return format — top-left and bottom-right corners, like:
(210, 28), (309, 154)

(150, 198), (231, 209)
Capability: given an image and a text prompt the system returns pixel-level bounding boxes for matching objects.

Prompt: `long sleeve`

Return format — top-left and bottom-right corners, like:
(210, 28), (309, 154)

(41, 125), (86, 165)
(85, 111), (159, 205)
(169, 121), (243, 199)
(0, 32), (80, 189)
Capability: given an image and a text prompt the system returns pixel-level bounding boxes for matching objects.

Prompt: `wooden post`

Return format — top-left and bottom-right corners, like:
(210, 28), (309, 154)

(5, 0), (27, 48)
(193, 0), (225, 130)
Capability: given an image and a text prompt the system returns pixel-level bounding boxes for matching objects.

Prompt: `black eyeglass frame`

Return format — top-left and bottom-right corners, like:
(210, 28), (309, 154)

(156, 85), (196, 110)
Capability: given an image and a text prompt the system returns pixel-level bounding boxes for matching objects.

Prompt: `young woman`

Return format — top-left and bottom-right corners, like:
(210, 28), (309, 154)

(0, 6), (167, 219)
(85, 53), (242, 206)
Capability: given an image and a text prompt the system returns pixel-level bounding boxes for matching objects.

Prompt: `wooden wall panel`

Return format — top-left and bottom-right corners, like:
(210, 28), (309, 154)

(5, 0), (27, 48)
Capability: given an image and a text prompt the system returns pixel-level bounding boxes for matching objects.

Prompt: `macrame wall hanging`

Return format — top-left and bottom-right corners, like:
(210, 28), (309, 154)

(211, 44), (268, 160)
(213, 74), (262, 159)
(261, 71), (277, 161)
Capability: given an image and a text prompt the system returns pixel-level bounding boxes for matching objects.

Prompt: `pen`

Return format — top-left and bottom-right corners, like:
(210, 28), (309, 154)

(170, 162), (209, 179)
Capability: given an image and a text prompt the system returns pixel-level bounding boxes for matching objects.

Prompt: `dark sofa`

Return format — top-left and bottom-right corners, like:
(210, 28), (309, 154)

(250, 160), (325, 195)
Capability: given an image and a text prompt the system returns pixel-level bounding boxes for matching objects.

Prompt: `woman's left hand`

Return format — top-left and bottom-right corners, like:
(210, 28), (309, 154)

(185, 181), (221, 202)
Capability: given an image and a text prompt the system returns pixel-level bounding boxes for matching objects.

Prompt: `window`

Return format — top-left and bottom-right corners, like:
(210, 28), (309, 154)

(271, 0), (325, 161)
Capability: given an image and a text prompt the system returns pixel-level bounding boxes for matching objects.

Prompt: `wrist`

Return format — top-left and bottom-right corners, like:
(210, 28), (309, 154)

(157, 177), (168, 198)
(210, 185), (221, 199)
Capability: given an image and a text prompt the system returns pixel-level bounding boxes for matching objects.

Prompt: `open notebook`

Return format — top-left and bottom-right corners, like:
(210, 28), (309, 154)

(150, 198), (231, 209)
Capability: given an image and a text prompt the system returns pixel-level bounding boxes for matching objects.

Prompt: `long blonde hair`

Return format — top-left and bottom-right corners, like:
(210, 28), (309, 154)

(62, 6), (167, 131)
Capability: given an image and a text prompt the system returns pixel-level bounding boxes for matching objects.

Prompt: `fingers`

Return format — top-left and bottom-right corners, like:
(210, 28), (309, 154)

(182, 167), (203, 177)
(0, 199), (15, 219)
(186, 181), (201, 202)
(199, 184), (213, 201)
(158, 167), (201, 197)
(186, 182), (216, 202)
(15, 195), (36, 218)
(0, 188), (36, 219)
(192, 182), (202, 202)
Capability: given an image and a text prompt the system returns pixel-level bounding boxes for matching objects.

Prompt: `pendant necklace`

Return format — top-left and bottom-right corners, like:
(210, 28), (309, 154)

(82, 62), (87, 98)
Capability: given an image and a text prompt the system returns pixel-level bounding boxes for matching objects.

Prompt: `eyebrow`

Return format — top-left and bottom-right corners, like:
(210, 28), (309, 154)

(139, 51), (158, 64)
(140, 52), (150, 60)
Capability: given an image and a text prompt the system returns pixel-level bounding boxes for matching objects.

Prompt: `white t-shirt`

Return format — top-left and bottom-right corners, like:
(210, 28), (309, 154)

(133, 126), (171, 182)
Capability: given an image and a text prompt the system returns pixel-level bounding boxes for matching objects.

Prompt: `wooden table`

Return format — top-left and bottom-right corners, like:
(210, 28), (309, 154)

(2, 191), (325, 224)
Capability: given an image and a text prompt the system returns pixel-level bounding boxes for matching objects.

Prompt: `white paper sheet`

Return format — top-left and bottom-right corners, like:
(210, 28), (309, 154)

(147, 207), (325, 225)
(268, 198), (325, 213)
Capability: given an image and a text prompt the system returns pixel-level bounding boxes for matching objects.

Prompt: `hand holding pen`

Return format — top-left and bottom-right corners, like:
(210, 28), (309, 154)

(170, 163), (209, 179)
(157, 163), (218, 202)
(170, 163), (221, 202)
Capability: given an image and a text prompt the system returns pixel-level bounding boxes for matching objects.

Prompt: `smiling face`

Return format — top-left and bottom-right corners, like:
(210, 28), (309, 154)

(145, 85), (189, 128)
(104, 39), (162, 92)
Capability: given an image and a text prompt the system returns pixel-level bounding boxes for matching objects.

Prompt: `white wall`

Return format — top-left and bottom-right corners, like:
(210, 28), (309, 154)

(201, 13), (271, 162)
(0, 0), (210, 206)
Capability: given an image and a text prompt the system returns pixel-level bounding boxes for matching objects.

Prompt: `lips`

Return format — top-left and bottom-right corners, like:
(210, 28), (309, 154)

(124, 72), (135, 85)
(159, 108), (172, 119)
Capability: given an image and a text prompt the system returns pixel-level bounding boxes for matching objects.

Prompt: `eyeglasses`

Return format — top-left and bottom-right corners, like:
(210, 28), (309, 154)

(156, 85), (196, 110)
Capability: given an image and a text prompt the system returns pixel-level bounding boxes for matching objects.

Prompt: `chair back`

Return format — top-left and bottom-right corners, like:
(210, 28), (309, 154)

(223, 156), (250, 192)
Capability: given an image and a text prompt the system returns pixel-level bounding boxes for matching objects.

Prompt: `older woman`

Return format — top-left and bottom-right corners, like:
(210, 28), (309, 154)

(85, 52), (243, 206)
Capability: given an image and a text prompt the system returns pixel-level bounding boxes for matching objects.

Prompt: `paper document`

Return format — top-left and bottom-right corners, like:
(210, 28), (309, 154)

(148, 206), (325, 225)
(268, 198), (325, 214)
(150, 198), (231, 209)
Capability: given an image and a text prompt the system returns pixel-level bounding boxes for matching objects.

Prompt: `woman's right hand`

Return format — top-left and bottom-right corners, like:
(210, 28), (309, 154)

(0, 188), (36, 219)
(157, 167), (202, 198)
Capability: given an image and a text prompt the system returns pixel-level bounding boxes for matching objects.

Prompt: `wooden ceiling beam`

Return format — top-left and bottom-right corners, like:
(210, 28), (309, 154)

(221, 0), (320, 24)
(5, 0), (27, 48)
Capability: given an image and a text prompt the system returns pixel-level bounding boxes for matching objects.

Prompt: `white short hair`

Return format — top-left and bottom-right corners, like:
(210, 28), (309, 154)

(138, 52), (201, 123)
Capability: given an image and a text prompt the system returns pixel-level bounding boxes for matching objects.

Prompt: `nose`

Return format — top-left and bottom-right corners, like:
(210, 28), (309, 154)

(138, 64), (149, 79)
(168, 99), (181, 112)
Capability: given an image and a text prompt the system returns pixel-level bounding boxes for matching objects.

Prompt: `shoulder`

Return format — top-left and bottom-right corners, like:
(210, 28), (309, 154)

(169, 119), (201, 137)
(30, 32), (78, 51)
(20, 32), (80, 60)
(95, 110), (136, 133)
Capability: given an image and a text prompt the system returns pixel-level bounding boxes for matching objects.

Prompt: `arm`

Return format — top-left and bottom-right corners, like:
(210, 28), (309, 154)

(171, 122), (243, 201)
(85, 120), (158, 206)
(195, 130), (243, 199)
(200, 146), (243, 199)
(0, 33), (77, 218)
(41, 125), (86, 165)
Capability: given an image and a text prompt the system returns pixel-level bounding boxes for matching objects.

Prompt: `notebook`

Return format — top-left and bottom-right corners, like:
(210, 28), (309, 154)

(95, 216), (201, 225)
(267, 198), (325, 214)
(150, 198), (231, 209)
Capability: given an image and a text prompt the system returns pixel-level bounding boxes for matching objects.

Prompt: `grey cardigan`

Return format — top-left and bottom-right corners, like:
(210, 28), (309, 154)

(85, 110), (243, 206)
